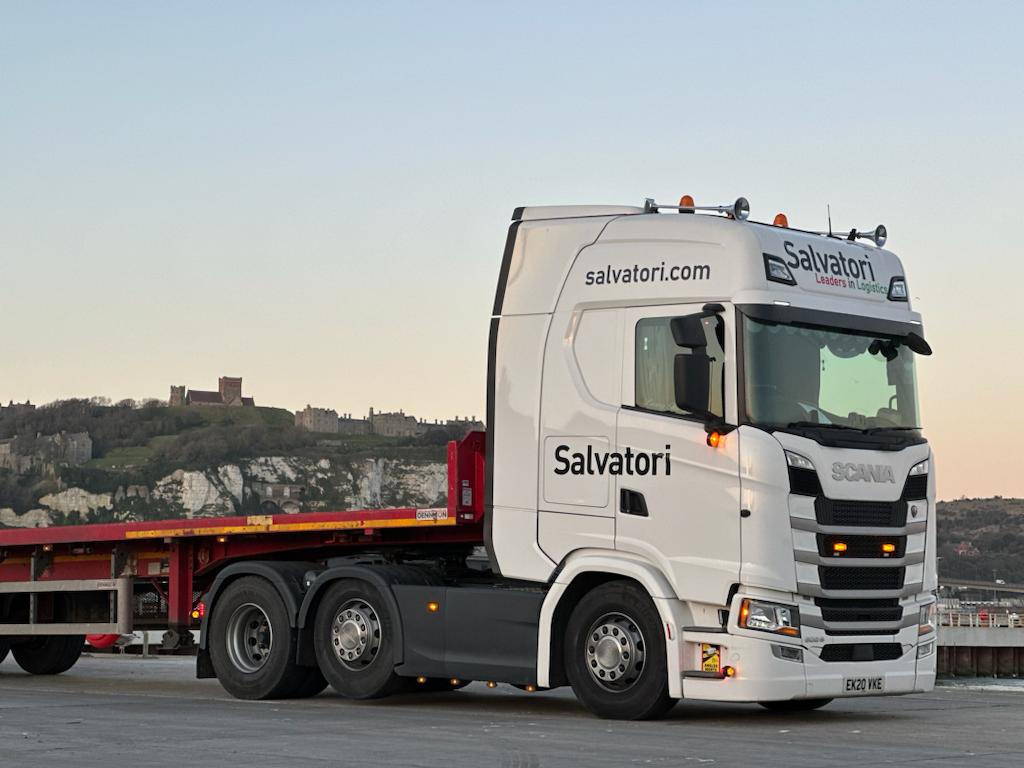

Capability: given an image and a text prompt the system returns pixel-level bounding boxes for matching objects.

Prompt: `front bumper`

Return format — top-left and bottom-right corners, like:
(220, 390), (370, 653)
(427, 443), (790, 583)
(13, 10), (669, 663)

(680, 628), (937, 703)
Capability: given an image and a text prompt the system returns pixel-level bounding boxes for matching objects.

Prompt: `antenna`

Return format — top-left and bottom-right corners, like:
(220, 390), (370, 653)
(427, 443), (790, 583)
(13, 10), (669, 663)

(827, 204), (833, 237)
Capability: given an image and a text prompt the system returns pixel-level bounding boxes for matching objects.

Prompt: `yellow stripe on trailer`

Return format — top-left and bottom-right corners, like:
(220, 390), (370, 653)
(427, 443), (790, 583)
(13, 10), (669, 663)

(124, 514), (456, 540)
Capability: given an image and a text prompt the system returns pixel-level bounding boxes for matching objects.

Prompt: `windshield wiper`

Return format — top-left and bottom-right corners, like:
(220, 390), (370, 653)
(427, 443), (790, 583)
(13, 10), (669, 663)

(784, 421), (861, 431)
(863, 426), (921, 434)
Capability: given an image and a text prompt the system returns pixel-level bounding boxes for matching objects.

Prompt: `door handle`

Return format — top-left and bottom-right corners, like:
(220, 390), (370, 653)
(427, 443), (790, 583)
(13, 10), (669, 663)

(619, 488), (649, 517)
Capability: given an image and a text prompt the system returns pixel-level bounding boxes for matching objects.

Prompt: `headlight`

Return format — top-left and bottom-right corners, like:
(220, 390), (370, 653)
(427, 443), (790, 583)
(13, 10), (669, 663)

(739, 599), (800, 637)
(785, 451), (815, 471)
(909, 459), (929, 476)
(919, 603), (937, 635)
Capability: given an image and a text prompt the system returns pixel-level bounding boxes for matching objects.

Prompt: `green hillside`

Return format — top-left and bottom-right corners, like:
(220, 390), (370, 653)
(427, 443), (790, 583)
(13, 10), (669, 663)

(936, 497), (1024, 583)
(0, 398), (458, 518)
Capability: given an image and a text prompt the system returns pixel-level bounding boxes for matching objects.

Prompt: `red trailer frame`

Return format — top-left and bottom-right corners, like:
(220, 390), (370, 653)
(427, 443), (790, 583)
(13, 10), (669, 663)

(0, 431), (486, 644)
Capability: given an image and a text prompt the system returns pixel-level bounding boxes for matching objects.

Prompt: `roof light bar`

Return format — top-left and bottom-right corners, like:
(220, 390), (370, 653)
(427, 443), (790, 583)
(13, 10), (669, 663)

(644, 196), (750, 221)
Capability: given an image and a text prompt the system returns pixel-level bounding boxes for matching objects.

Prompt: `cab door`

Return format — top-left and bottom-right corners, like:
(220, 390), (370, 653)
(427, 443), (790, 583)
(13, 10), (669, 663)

(615, 304), (741, 605)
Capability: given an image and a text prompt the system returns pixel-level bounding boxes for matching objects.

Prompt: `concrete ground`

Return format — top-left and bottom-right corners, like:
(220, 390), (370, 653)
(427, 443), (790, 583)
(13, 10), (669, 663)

(0, 654), (1020, 768)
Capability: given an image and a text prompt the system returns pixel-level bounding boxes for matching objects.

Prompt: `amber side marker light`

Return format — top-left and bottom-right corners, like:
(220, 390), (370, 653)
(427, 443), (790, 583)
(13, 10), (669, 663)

(773, 213), (789, 227)
(723, 666), (737, 678)
(427, 601), (440, 613)
(486, 681), (498, 689)
(191, 602), (206, 620)
(706, 431), (722, 448)
(416, 676), (427, 684)
(524, 684), (537, 693)
(833, 542), (848, 554)
(882, 543), (897, 554)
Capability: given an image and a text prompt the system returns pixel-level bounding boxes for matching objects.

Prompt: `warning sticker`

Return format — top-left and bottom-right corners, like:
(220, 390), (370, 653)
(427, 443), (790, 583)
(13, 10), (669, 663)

(701, 644), (721, 673)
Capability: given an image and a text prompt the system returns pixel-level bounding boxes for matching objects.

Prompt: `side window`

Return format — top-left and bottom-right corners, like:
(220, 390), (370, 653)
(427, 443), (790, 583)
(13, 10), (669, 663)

(635, 314), (725, 419)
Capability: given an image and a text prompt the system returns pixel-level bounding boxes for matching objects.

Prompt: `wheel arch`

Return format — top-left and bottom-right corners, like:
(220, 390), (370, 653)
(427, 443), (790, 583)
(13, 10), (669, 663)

(198, 561), (313, 653)
(296, 563), (442, 669)
(537, 550), (686, 698)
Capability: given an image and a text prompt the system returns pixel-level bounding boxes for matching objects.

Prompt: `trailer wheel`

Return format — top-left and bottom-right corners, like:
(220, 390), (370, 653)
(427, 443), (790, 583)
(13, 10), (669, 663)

(12, 635), (84, 675)
(759, 698), (833, 712)
(313, 579), (403, 699)
(564, 580), (676, 720)
(208, 576), (307, 700)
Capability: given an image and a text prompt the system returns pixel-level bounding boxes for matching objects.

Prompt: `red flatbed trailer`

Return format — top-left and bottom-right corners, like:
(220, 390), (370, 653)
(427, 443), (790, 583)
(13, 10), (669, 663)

(0, 431), (485, 649)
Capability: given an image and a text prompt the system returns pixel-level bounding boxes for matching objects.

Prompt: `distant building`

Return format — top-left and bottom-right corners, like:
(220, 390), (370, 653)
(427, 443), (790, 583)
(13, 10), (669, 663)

(0, 431), (92, 471)
(252, 482), (304, 514)
(954, 541), (980, 558)
(445, 416), (484, 433)
(0, 400), (36, 419)
(338, 413), (371, 435)
(170, 377), (255, 408)
(368, 407), (428, 438)
(294, 404), (482, 438)
(295, 405), (340, 433)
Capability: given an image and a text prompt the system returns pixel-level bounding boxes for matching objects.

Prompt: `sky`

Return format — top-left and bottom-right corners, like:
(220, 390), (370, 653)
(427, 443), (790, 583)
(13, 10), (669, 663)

(2, 2), (1022, 500)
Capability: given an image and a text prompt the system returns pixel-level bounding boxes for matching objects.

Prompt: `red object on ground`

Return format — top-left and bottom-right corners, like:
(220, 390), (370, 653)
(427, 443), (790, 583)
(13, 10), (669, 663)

(86, 634), (121, 649)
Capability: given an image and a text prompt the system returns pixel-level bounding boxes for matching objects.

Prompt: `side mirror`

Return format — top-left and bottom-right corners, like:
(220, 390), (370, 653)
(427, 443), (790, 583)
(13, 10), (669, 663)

(674, 353), (712, 417)
(904, 331), (932, 356)
(670, 315), (709, 348)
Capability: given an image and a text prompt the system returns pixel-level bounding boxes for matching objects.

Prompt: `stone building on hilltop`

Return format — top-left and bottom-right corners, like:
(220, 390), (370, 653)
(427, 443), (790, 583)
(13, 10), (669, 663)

(169, 377), (255, 408)
(295, 405), (340, 433)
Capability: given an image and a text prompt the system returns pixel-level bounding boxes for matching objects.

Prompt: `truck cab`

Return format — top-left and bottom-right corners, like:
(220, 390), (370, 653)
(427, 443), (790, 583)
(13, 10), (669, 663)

(487, 199), (936, 708)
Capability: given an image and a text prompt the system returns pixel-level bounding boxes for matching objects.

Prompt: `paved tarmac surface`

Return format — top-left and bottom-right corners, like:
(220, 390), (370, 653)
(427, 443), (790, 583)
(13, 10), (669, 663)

(0, 654), (1020, 768)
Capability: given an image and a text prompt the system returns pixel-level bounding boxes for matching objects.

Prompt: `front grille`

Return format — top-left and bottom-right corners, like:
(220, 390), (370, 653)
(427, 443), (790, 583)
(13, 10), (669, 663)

(817, 534), (906, 559)
(902, 474), (928, 500)
(819, 567), (905, 591)
(815, 598), (903, 623)
(819, 643), (903, 662)
(815, 498), (907, 527)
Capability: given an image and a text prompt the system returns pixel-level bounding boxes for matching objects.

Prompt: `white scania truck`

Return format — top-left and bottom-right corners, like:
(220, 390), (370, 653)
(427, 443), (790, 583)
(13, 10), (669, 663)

(188, 196), (935, 719)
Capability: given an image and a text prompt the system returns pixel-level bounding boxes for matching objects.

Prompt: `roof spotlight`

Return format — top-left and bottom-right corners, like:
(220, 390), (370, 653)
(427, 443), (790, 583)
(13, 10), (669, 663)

(732, 197), (750, 221)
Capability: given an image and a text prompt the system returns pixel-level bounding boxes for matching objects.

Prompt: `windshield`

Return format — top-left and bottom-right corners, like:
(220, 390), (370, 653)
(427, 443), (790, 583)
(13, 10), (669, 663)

(742, 316), (921, 431)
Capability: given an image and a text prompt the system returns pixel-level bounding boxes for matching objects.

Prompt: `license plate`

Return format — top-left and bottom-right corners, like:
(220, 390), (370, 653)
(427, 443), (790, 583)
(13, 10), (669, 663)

(701, 644), (721, 673)
(843, 676), (884, 694)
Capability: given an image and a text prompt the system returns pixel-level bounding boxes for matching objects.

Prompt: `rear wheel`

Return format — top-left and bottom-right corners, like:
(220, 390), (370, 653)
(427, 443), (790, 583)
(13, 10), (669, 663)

(12, 635), (84, 675)
(209, 577), (307, 700)
(313, 580), (403, 699)
(564, 580), (676, 720)
(759, 698), (833, 712)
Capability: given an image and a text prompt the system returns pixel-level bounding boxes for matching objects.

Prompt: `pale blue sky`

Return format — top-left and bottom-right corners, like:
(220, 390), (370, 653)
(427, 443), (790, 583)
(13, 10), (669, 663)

(2, 2), (1022, 498)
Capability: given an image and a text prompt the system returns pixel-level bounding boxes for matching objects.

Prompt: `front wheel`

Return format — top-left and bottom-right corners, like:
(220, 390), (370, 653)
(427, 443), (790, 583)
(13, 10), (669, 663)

(313, 580), (403, 699)
(12, 635), (84, 675)
(759, 698), (833, 712)
(564, 580), (676, 720)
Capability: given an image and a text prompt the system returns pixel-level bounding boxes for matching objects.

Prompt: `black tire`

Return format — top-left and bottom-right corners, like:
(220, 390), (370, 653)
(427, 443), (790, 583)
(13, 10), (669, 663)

(759, 698), (833, 712)
(564, 580), (676, 720)
(208, 576), (307, 700)
(313, 579), (403, 699)
(12, 635), (84, 675)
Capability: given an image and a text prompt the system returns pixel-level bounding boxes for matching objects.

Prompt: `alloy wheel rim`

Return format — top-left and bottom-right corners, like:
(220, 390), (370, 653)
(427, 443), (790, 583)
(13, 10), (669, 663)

(584, 612), (646, 692)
